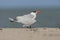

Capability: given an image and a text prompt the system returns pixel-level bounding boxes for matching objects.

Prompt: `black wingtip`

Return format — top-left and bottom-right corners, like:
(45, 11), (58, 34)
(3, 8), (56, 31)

(10, 20), (14, 22)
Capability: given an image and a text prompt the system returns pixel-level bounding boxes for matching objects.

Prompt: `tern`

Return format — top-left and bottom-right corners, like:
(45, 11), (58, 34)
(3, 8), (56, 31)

(9, 10), (41, 28)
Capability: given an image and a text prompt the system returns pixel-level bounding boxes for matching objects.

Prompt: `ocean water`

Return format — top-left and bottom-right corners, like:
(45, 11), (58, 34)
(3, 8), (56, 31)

(0, 8), (60, 28)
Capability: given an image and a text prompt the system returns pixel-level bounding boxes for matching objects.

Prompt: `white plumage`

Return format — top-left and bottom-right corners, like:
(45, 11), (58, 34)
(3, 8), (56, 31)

(9, 10), (41, 28)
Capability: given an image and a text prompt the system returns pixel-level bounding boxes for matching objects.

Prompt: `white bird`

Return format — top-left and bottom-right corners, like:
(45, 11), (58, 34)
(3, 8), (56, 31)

(9, 10), (41, 28)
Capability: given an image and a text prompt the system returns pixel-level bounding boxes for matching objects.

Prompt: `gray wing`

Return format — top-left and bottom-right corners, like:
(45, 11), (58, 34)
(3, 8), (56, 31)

(23, 14), (34, 19)
(15, 14), (36, 24)
(16, 14), (34, 20)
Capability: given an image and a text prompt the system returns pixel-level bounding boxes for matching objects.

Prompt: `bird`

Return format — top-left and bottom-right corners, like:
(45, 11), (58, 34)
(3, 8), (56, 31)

(9, 10), (41, 28)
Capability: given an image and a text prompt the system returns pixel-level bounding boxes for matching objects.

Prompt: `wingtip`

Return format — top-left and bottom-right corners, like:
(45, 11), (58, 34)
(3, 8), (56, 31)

(9, 18), (14, 22)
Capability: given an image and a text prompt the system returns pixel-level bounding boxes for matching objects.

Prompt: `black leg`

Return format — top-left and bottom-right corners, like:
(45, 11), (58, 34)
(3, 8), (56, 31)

(26, 26), (32, 28)
(27, 26), (29, 28)
(29, 26), (31, 28)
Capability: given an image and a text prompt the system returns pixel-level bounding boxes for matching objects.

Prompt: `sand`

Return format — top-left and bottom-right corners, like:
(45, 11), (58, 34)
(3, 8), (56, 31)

(0, 28), (60, 40)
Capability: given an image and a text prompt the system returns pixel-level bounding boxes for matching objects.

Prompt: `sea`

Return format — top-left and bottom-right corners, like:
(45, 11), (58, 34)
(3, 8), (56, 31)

(0, 7), (60, 28)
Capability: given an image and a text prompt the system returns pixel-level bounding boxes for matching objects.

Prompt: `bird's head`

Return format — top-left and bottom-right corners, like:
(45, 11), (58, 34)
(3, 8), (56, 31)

(32, 10), (41, 14)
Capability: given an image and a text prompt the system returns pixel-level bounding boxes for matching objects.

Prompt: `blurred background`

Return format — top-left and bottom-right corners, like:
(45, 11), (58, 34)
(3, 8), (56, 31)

(0, 0), (60, 28)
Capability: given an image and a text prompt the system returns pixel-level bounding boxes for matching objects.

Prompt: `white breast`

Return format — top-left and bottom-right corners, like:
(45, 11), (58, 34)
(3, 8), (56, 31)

(30, 12), (36, 19)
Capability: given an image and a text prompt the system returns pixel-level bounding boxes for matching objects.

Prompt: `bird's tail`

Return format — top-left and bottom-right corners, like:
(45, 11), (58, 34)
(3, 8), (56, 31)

(9, 18), (15, 22)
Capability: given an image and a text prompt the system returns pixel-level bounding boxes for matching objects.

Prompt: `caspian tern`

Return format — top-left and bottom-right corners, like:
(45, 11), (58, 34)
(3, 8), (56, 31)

(9, 10), (41, 28)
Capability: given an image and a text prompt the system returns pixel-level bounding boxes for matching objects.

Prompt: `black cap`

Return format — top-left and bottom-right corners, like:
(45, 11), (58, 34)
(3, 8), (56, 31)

(32, 11), (36, 13)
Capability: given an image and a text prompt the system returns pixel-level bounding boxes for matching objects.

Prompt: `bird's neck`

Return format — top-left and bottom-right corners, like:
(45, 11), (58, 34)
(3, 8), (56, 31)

(30, 12), (36, 19)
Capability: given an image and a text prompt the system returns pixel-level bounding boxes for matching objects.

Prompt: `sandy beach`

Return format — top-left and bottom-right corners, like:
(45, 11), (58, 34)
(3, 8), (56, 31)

(0, 28), (60, 40)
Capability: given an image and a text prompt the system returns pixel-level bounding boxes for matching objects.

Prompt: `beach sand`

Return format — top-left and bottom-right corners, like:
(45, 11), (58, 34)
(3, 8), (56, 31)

(0, 28), (60, 40)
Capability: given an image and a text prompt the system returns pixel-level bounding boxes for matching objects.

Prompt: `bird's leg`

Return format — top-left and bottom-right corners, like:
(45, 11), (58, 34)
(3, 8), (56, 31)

(26, 25), (34, 31)
(27, 26), (29, 28)
(29, 26), (32, 28)
(29, 26), (33, 31)
(27, 26), (31, 28)
(26, 26), (38, 31)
